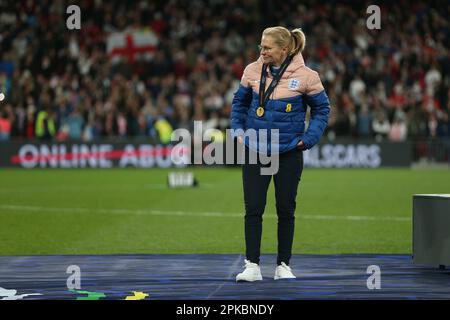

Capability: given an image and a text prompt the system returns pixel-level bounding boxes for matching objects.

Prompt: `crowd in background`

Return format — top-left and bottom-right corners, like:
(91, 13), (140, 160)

(0, 0), (449, 143)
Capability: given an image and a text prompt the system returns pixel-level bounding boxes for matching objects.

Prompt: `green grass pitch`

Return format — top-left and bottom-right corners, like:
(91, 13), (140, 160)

(0, 167), (449, 256)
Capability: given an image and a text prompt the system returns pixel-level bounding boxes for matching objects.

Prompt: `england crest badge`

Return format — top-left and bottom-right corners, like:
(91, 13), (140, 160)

(288, 79), (300, 90)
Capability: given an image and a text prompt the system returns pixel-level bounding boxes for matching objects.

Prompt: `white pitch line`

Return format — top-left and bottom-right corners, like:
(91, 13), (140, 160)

(0, 204), (410, 222)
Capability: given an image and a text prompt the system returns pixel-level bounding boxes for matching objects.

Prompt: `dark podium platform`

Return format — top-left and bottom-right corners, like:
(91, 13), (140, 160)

(413, 194), (450, 269)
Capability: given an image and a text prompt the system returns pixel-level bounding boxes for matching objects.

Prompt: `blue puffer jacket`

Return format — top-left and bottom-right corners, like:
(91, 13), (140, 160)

(231, 53), (330, 154)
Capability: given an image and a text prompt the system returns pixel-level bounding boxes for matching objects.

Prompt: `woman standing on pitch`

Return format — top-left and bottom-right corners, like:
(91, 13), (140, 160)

(231, 26), (330, 281)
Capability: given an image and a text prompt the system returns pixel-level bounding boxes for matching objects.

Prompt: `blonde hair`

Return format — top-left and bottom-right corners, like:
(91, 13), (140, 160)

(262, 26), (306, 55)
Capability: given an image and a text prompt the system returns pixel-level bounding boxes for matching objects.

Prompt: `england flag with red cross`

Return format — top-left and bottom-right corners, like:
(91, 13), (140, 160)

(107, 29), (159, 64)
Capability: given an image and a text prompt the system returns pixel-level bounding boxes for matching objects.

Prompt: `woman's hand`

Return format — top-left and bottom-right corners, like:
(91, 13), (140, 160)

(297, 140), (305, 150)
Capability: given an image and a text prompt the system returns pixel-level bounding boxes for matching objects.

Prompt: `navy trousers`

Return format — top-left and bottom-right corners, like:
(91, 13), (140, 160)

(242, 146), (304, 266)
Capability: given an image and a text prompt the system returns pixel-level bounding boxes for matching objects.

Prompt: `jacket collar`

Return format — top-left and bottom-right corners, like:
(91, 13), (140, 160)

(256, 53), (305, 78)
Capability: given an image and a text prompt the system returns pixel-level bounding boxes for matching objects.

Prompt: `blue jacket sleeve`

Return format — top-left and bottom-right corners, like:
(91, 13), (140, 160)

(302, 90), (330, 149)
(230, 84), (252, 137)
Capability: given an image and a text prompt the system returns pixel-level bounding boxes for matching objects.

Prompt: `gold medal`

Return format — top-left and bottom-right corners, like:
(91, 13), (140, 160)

(256, 106), (265, 117)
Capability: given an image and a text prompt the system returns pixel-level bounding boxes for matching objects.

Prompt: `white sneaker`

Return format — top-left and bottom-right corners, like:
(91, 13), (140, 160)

(274, 262), (296, 280)
(236, 259), (263, 282)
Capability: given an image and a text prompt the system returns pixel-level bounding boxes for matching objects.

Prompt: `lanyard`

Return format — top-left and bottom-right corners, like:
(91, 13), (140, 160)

(257, 55), (293, 117)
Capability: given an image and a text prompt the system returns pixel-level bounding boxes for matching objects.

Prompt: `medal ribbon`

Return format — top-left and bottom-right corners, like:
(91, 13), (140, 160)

(258, 55), (293, 114)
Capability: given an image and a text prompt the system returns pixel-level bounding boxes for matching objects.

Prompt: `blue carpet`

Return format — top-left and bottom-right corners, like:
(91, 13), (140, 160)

(0, 254), (449, 300)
